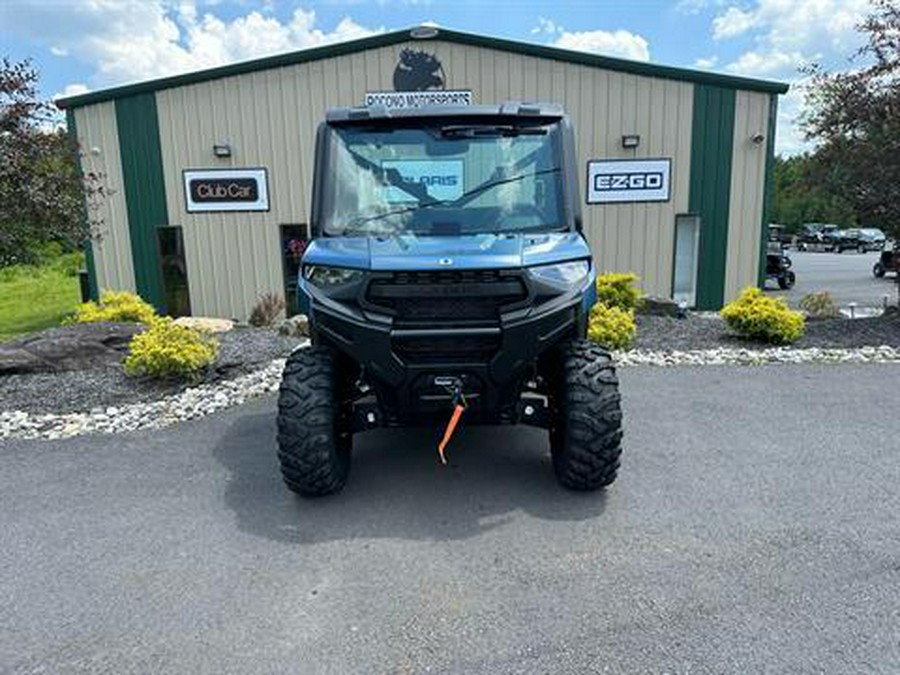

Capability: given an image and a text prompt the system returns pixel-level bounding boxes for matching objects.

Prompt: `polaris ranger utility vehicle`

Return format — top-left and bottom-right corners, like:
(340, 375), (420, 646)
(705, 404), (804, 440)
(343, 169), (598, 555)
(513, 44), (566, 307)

(276, 103), (623, 496)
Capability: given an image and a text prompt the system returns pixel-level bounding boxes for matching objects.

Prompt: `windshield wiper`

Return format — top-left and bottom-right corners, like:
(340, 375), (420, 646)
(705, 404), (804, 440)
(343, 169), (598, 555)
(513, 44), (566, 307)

(439, 125), (548, 138)
(337, 167), (561, 233)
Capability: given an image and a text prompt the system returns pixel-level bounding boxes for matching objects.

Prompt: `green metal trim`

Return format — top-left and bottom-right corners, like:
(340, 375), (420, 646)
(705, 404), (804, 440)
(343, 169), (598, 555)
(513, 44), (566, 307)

(65, 109), (99, 302)
(689, 84), (736, 310)
(57, 27), (788, 110)
(758, 94), (779, 286)
(115, 93), (167, 311)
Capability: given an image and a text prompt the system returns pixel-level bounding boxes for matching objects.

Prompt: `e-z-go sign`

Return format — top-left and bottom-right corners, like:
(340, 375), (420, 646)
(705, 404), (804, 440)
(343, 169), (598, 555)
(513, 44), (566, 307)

(586, 159), (671, 204)
(183, 168), (269, 212)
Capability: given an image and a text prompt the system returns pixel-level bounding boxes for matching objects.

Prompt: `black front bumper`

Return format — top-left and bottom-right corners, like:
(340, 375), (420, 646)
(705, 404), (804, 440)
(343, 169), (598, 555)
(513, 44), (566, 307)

(308, 272), (586, 422)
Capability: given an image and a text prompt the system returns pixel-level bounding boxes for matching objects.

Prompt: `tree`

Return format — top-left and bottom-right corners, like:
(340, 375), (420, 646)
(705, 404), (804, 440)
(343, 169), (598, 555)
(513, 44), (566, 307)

(802, 0), (900, 240)
(771, 153), (856, 231)
(0, 58), (90, 265)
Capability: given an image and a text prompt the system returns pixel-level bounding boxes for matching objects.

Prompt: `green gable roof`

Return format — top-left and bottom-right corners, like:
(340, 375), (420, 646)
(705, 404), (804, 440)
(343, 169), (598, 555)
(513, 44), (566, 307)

(56, 26), (789, 110)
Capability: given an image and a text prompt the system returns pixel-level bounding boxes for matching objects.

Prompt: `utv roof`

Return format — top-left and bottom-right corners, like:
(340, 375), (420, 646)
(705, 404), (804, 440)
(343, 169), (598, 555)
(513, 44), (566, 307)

(326, 102), (564, 124)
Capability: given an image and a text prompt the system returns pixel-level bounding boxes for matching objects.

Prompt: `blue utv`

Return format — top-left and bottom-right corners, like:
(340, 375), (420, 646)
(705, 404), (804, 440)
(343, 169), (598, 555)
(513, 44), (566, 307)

(276, 103), (623, 496)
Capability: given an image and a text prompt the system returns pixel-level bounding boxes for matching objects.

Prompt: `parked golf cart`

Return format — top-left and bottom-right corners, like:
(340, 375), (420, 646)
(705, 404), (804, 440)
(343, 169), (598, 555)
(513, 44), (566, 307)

(873, 240), (899, 278)
(766, 225), (796, 289)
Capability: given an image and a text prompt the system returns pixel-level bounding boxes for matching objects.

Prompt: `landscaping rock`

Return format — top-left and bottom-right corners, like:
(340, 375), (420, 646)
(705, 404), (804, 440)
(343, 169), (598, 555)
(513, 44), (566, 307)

(173, 316), (234, 333)
(0, 348), (48, 375)
(639, 296), (682, 317)
(0, 322), (144, 374)
(277, 314), (309, 338)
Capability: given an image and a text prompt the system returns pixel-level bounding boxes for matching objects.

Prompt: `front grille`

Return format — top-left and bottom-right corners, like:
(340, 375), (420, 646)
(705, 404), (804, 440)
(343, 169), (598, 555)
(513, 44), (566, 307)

(394, 334), (500, 364)
(367, 269), (527, 326)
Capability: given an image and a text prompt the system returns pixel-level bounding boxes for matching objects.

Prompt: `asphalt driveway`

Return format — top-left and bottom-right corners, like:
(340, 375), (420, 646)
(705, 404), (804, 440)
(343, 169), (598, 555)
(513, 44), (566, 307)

(767, 250), (897, 308)
(2, 365), (899, 674)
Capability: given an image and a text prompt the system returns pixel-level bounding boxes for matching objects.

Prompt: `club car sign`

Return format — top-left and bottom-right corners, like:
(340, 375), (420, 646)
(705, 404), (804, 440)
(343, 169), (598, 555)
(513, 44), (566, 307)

(184, 168), (269, 212)
(587, 158), (672, 204)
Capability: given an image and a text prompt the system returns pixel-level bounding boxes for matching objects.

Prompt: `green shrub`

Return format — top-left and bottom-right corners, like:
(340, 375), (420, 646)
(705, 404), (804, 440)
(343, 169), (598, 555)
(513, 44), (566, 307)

(798, 291), (840, 319)
(596, 272), (642, 311)
(124, 317), (219, 379)
(721, 287), (805, 344)
(69, 290), (157, 325)
(587, 303), (636, 350)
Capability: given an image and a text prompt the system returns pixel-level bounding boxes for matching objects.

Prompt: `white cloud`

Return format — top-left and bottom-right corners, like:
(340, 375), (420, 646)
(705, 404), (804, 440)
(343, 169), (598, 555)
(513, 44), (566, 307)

(694, 55), (718, 68)
(710, 0), (870, 155)
(6, 1), (381, 88)
(714, 0), (869, 61)
(553, 29), (650, 62)
(724, 49), (806, 76)
(712, 6), (758, 40)
(774, 85), (813, 156)
(53, 83), (91, 101)
(675, 0), (729, 14)
(531, 17), (562, 35)
(50, 46), (69, 57)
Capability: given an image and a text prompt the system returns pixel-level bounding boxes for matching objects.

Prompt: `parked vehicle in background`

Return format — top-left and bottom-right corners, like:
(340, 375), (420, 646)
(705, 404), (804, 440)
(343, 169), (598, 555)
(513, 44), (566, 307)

(833, 228), (864, 253)
(873, 240), (899, 278)
(767, 224), (790, 249)
(796, 223), (840, 251)
(859, 228), (886, 252)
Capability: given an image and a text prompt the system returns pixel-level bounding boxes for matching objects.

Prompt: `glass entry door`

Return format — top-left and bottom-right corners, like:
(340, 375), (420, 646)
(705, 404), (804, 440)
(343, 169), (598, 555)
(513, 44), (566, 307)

(156, 226), (191, 317)
(673, 214), (700, 308)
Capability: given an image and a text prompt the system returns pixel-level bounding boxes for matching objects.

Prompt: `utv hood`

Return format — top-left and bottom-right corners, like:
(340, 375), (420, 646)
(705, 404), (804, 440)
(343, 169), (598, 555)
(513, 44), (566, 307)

(303, 232), (591, 271)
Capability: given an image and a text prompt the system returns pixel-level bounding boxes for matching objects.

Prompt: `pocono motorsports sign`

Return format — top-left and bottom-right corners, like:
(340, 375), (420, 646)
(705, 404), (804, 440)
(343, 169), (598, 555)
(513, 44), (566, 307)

(586, 158), (672, 204)
(365, 90), (473, 109)
(183, 168), (269, 212)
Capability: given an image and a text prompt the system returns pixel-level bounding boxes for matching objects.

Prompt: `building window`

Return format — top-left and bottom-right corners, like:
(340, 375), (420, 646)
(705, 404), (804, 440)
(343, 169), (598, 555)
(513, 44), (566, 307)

(156, 226), (192, 317)
(280, 224), (309, 316)
(672, 214), (701, 308)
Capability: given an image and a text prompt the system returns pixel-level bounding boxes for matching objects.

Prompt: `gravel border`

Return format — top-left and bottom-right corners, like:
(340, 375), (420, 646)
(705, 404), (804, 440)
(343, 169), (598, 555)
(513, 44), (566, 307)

(2, 343), (899, 441)
(0, 326), (301, 415)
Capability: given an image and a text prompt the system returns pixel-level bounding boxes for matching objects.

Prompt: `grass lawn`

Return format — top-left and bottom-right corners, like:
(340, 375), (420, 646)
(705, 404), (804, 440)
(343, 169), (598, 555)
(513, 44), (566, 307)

(0, 255), (83, 343)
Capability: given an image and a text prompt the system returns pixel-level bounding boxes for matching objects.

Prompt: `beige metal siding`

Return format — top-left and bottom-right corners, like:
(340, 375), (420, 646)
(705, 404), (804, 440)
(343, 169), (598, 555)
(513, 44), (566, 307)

(155, 40), (695, 318)
(724, 90), (770, 302)
(73, 103), (135, 293)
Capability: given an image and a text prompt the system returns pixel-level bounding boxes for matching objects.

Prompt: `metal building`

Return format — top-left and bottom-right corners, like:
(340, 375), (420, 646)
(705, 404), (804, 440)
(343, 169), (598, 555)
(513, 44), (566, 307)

(57, 26), (788, 318)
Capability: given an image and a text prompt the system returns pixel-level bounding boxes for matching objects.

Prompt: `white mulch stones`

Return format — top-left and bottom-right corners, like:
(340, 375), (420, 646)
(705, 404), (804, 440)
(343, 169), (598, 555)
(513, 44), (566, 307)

(2, 345), (898, 441)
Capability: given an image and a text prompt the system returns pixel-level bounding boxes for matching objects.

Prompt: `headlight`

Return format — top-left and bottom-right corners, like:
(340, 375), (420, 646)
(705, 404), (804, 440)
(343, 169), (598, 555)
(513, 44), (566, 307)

(303, 265), (364, 287)
(529, 260), (590, 286)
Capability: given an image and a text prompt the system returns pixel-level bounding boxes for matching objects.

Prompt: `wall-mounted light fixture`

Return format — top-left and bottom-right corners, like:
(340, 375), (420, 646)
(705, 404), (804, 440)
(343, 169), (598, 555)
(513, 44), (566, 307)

(213, 143), (232, 158)
(750, 132), (765, 145)
(622, 134), (641, 149)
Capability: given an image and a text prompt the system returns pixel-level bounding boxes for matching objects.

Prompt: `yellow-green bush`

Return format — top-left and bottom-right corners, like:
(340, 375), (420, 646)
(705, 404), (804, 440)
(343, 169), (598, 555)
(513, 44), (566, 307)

(587, 303), (636, 350)
(124, 318), (219, 379)
(69, 290), (157, 325)
(721, 287), (805, 344)
(595, 272), (642, 311)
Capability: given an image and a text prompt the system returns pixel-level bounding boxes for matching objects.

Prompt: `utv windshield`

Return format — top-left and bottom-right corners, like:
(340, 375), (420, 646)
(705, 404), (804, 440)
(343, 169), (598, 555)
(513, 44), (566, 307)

(320, 120), (567, 236)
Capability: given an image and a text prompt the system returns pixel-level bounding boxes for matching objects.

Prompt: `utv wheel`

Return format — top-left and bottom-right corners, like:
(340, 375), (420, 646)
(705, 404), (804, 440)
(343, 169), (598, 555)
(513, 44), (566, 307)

(778, 271), (796, 290)
(550, 339), (624, 491)
(276, 346), (351, 497)
(874, 262), (886, 278)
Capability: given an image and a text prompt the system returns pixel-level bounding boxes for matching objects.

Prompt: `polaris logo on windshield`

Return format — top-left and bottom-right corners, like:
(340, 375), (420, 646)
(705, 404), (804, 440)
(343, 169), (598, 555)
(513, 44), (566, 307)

(419, 175), (458, 187)
(587, 159), (671, 204)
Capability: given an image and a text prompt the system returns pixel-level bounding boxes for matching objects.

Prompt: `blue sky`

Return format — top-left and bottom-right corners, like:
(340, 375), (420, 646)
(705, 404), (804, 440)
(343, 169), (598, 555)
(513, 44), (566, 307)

(1, 0), (874, 154)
